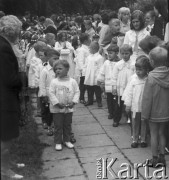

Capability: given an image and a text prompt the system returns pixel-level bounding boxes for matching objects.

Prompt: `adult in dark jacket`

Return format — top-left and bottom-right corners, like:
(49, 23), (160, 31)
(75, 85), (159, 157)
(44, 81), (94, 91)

(0, 15), (23, 179)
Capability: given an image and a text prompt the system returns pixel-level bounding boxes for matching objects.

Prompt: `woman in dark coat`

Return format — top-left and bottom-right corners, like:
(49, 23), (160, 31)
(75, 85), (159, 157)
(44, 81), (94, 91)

(0, 15), (23, 179)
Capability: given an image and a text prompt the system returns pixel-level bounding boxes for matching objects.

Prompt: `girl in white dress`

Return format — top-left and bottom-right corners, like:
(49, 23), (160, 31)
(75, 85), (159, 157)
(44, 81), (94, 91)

(54, 32), (75, 78)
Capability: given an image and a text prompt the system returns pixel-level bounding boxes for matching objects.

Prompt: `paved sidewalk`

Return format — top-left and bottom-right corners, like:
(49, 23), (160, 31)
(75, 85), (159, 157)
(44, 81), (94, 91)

(34, 100), (169, 180)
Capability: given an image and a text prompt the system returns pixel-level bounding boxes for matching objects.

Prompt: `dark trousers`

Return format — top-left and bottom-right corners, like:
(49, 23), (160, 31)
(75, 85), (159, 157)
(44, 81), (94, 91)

(113, 96), (124, 123)
(40, 98), (53, 126)
(106, 93), (116, 116)
(79, 76), (87, 101)
(53, 113), (72, 144)
(132, 112), (147, 142)
(86, 85), (102, 104)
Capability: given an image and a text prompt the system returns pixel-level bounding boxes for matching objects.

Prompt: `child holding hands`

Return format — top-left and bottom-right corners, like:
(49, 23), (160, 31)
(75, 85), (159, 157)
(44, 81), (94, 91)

(112, 44), (134, 127)
(123, 55), (151, 148)
(49, 60), (80, 151)
(97, 43), (120, 119)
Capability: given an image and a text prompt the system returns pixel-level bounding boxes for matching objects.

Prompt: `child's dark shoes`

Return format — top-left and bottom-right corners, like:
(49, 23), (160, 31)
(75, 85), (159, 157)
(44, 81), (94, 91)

(131, 142), (138, 148)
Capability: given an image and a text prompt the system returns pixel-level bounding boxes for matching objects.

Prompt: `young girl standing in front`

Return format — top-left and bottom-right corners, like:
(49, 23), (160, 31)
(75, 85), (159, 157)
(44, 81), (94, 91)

(123, 55), (151, 148)
(49, 60), (80, 151)
(112, 44), (134, 127)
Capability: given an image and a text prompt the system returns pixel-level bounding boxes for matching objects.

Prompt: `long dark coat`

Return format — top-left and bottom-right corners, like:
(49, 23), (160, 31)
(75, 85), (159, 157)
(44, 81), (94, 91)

(0, 35), (22, 141)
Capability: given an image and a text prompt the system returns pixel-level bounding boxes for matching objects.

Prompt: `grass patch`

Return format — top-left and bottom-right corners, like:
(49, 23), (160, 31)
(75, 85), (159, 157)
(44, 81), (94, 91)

(9, 108), (49, 180)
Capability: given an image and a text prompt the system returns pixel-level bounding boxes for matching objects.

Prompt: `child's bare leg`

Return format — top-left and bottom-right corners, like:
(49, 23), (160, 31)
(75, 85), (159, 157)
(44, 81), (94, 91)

(159, 122), (167, 155)
(149, 122), (159, 157)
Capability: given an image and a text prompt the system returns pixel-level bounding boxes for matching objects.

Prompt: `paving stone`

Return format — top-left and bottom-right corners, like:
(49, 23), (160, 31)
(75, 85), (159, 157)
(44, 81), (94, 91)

(74, 108), (91, 116)
(42, 159), (83, 179)
(103, 124), (132, 149)
(90, 108), (108, 115)
(42, 147), (76, 161)
(95, 116), (113, 126)
(76, 146), (124, 164)
(75, 134), (114, 148)
(56, 175), (87, 180)
(73, 123), (105, 136)
(73, 114), (97, 125)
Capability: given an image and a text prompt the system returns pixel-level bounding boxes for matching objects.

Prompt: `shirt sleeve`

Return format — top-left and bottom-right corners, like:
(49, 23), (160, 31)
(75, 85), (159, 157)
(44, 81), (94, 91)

(97, 62), (105, 82)
(123, 78), (133, 107)
(141, 77), (153, 120)
(49, 80), (59, 105)
(123, 31), (130, 45)
(72, 80), (80, 104)
(76, 50), (85, 71)
(111, 62), (119, 88)
(39, 68), (47, 96)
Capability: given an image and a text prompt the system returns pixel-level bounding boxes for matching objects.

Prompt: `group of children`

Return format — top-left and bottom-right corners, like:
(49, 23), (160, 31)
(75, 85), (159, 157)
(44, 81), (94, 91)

(18, 6), (169, 167)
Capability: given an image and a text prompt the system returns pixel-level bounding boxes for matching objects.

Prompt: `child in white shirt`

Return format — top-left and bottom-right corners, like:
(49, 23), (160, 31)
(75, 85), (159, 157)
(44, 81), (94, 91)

(123, 55), (151, 148)
(39, 49), (60, 135)
(28, 41), (46, 88)
(49, 60), (80, 151)
(112, 44), (134, 127)
(84, 41), (104, 107)
(97, 43), (120, 119)
(75, 33), (90, 104)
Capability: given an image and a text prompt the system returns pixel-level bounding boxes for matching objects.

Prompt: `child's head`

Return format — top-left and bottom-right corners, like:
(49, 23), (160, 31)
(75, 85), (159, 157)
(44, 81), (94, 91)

(130, 10), (145, 31)
(118, 7), (130, 23)
(57, 32), (67, 42)
(45, 48), (60, 66)
(139, 35), (163, 55)
(107, 43), (119, 61)
(135, 55), (151, 78)
(79, 33), (91, 46)
(120, 44), (133, 62)
(92, 34), (100, 42)
(84, 20), (92, 30)
(149, 47), (168, 68)
(109, 18), (121, 34)
(34, 41), (46, 60)
(89, 41), (99, 54)
(145, 11), (156, 26)
(45, 33), (55, 46)
(53, 60), (70, 78)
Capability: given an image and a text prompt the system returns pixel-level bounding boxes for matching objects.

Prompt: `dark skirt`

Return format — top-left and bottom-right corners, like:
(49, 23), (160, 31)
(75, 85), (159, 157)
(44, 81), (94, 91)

(1, 110), (20, 141)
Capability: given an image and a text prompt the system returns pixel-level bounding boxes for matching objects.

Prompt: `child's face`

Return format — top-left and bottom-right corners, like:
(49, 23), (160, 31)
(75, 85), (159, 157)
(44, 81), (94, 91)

(50, 38), (56, 46)
(145, 13), (154, 26)
(136, 67), (147, 79)
(109, 21), (120, 34)
(121, 12), (130, 22)
(89, 44), (98, 54)
(49, 55), (59, 67)
(55, 64), (68, 78)
(85, 24), (91, 30)
(132, 18), (141, 30)
(108, 51), (118, 61)
(61, 34), (66, 42)
(38, 51), (45, 61)
(120, 50), (131, 62)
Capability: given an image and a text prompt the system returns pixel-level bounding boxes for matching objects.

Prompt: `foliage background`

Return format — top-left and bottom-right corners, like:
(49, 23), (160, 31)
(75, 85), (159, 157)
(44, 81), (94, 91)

(0, 0), (155, 16)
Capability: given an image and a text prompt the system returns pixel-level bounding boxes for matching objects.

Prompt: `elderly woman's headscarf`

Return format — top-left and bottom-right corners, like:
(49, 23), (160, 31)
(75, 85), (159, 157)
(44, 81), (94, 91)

(0, 15), (22, 43)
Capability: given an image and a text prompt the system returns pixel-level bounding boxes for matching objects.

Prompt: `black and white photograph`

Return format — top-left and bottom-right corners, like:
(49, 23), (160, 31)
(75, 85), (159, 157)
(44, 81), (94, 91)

(0, 0), (169, 179)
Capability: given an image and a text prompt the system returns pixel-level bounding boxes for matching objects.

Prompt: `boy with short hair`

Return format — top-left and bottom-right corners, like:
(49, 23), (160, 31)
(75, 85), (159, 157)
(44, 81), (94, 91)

(97, 43), (120, 119)
(141, 47), (169, 167)
(45, 33), (56, 48)
(75, 33), (90, 104)
(39, 48), (60, 133)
